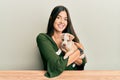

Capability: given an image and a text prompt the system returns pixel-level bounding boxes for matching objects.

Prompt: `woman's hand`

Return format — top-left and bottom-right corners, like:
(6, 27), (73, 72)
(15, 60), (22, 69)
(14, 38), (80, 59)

(74, 42), (84, 50)
(74, 58), (83, 65)
(74, 42), (84, 65)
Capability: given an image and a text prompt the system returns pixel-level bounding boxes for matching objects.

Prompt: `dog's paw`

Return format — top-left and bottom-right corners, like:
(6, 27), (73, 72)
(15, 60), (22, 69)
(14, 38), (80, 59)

(63, 56), (68, 59)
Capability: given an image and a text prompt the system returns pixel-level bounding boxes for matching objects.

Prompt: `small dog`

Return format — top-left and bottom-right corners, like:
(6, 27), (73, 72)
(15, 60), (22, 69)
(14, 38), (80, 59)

(61, 33), (86, 60)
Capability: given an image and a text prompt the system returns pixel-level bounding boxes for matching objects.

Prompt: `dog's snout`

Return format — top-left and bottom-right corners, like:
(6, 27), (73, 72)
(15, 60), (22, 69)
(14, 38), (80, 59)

(63, 44), (66, 46)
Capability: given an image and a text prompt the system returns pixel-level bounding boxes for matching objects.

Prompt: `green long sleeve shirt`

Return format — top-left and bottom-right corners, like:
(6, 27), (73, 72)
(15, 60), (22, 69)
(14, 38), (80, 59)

(36, 33), (86, 78)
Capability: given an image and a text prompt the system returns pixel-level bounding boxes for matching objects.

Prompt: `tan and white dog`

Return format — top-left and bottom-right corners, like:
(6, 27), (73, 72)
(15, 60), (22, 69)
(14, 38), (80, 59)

(61, 33), (86, 60)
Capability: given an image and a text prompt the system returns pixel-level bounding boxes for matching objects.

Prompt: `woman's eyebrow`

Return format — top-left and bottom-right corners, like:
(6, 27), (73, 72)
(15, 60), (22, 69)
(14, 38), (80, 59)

(57, 15), (67, 18)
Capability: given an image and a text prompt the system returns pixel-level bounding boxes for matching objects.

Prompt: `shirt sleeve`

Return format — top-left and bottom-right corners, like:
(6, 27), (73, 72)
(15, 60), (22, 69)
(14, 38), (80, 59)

(36, 34), (68, 78)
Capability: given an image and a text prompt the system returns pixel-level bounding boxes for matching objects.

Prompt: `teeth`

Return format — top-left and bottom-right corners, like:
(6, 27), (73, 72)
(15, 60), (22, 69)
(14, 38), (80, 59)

(58, 24), (64, 28)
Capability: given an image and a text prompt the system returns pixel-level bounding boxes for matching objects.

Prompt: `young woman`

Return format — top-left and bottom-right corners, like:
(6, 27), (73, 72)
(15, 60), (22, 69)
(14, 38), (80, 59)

(36, 5), (87, 78)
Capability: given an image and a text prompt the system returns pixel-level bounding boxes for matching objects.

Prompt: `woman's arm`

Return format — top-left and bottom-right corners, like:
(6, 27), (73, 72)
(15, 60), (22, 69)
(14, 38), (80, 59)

(61, 41), (81, 66)
(74, 42), (85, 65)
(67, 49), (80, 66)
(36, 33), (68, 78)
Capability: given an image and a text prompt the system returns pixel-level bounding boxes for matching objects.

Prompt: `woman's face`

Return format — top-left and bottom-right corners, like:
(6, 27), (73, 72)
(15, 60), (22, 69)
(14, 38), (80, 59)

(53, 11), (68, 33)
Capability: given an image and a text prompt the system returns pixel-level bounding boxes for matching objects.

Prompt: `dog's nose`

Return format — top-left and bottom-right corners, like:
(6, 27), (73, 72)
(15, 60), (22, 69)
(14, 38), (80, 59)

(63, 44), (66, 46)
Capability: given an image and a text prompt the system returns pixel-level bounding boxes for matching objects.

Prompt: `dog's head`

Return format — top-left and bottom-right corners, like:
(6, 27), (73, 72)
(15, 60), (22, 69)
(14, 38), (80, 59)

(61, 33), (74, 49)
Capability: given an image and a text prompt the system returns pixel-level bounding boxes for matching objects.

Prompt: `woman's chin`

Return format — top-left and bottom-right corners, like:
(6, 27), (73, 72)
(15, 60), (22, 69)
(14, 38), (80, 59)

(56, 29), (64, 32)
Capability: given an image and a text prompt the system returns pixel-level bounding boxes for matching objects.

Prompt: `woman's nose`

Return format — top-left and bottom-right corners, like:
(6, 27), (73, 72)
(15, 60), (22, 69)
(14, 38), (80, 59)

(60, 19), (64, 23)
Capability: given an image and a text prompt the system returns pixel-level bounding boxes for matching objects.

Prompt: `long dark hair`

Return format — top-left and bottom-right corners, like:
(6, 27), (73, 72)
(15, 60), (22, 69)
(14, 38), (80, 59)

(47, 5), (80, 42)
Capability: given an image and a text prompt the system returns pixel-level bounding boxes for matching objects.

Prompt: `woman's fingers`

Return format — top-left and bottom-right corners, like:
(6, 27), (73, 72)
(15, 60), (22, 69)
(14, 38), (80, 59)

(74, 58), (83, 65)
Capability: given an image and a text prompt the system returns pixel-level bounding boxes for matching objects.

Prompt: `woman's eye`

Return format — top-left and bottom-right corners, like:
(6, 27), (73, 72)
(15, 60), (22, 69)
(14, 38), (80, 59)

(64, 18), (67, 21)
(56, 16), (60, 19)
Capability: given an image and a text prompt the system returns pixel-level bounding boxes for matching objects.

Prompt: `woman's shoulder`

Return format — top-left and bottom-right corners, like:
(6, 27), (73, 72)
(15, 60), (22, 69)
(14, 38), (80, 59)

(37, 33), (47, 38)
(36, 33), (51, 41)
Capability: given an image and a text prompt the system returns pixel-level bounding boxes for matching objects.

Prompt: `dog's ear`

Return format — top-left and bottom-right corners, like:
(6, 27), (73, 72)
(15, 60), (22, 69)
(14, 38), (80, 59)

(67, 33), (74, 40)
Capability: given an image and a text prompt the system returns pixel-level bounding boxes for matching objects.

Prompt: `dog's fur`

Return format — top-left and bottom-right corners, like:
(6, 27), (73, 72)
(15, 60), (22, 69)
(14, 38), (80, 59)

(61, 33), (86, 60)
(61, 33), (74, 59)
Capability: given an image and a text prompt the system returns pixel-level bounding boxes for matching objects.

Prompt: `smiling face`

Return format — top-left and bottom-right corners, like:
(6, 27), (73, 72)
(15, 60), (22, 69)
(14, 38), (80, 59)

(53, 11), (68, 33)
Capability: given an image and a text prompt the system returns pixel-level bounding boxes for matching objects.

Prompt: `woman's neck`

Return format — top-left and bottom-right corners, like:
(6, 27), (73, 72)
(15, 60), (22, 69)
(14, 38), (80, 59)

(52, 32), (62, 39)
(52, 32), (62, 48)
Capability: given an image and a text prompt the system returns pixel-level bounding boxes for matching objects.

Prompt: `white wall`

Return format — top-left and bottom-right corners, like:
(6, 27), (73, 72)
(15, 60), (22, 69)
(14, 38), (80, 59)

(0, 0), (120, 70)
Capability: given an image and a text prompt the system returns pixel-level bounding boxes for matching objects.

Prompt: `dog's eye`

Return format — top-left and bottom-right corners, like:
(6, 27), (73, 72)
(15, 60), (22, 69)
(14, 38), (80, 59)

(62, 39), (64, 41)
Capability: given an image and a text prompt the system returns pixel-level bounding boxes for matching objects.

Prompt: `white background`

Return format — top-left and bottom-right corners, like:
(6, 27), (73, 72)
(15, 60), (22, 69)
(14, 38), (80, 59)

(0, 0), (120, 70)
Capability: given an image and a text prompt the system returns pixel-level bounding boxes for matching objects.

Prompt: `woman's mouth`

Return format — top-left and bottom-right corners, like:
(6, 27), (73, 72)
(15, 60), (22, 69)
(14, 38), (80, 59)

(58, 24), (65, 29)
